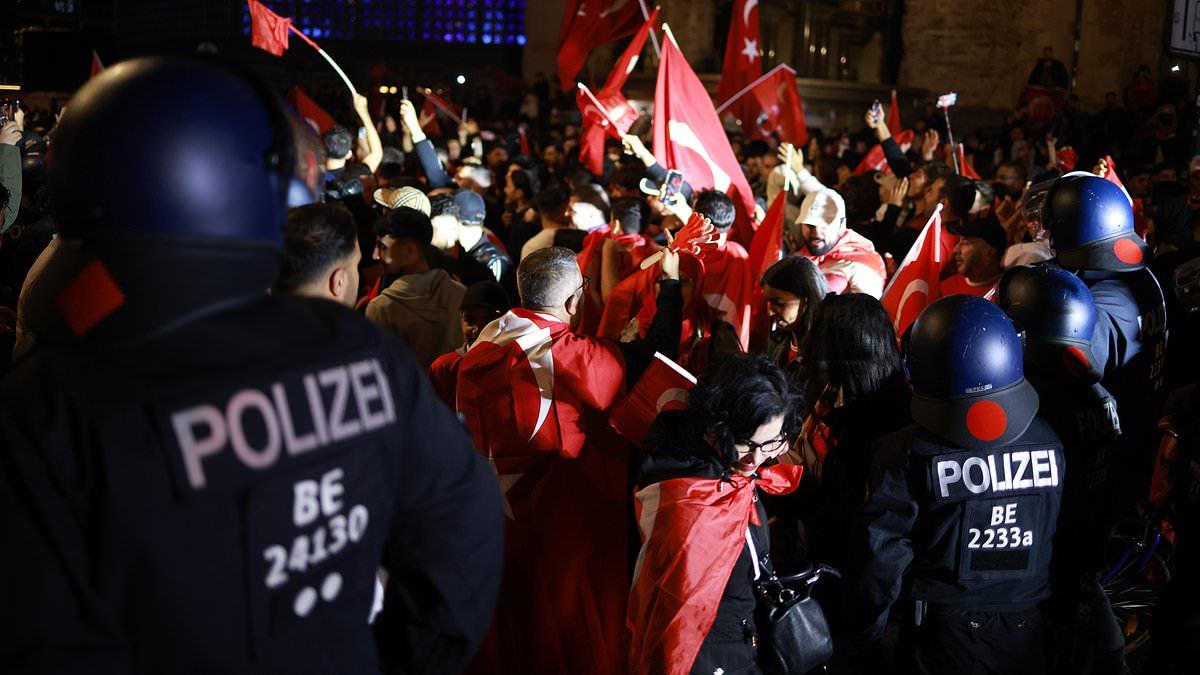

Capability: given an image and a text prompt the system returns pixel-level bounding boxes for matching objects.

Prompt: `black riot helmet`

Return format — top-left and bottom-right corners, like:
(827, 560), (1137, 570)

(998, 264), (1102, 382)
(45, 56), (325, 343)
(907, 295), (1039, 450)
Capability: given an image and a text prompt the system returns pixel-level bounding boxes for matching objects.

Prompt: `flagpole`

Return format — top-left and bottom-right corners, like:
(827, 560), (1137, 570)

(714, 63), (792, 115)
(421, 87), (464, 125)
(577, 82), (623, 130)
(661, 22), (679, 50)
(637, 1), (661, 58)
(287, 25), (357, 94)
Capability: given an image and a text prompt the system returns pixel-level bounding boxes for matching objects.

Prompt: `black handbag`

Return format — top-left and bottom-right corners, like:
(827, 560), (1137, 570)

(749, 540), (840, 675)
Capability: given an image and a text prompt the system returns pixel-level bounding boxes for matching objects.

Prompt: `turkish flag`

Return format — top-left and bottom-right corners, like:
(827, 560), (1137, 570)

(956, 144), (980, 179)
(247, 0), (290, 57)
(745, 192), (786, 350)
(716, 0), (762, 126)
(286, 86), (335, 134)
(610, 352), (697, 445)
(887, 89), (902, 137)
(628, 465), (803, 675)
(457, 309), (631, 675)
(578, 8), (658, 175)
(748, 64), (808, 147)
(653, 33), (756, 228)
(881, 206), (957, 336)
(89, 50), (104, 79)
(747, 191), (787, 282)
(557, 0), (645, 91)
(853, 130), (915, 175)
(578, 86), (640, 175)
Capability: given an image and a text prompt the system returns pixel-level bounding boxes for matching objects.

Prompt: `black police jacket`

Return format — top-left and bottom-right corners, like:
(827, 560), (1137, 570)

(0, 296), (504, 674)
(1026, 372), (1122, 577)
(1084, 268), (1167, 441)
(855, 418), (1064, 643)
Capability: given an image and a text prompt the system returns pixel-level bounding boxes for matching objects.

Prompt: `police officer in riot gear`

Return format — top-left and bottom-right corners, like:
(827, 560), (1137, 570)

(1043, 172), (1167, 510)
(999, 264), (1128, 674)
(855, 295), (1064, 675)
(0, 57), (503, 673)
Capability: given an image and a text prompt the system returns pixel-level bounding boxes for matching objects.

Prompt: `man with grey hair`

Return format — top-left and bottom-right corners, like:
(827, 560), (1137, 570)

(456, 246), (684, 675)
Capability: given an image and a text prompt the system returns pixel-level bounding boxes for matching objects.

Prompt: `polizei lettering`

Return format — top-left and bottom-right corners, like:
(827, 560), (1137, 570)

(169, 358), (396, 490)
(935, 448), (1061, 499)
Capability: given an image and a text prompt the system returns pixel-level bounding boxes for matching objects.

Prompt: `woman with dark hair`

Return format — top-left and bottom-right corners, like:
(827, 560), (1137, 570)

(628, 354), (805, 675)
(797, 293), (910, 573)
(760, 255), (829, 378)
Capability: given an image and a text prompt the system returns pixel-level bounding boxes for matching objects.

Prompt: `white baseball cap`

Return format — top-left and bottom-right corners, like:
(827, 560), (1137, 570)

(797, 188), (846, 228)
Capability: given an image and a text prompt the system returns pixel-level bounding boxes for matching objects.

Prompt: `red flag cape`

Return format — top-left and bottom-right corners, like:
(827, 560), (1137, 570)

(887, 89), (902, 137)
(716, 0), (762, 126)
(881, 206), (957, 336)
(853, 130), (915, 175)
(427, 350), (463, 410)
(653, 33), (756, 235)
(578, 8), (658, 175)
(286, 85), (335, 134)
(457, 308), (630, 674)
(557, 0), (644, 91)
(89, 50), (104, 79)
(247, 0), (290, 57)
(628, 464), (804, 675)
(956, 144), (980, 179)
(610, 352), (697, 445)
(748, 65), (809, 147)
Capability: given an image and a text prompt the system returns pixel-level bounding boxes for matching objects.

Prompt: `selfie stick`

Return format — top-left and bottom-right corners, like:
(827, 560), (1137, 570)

(938, 93), (958, 173)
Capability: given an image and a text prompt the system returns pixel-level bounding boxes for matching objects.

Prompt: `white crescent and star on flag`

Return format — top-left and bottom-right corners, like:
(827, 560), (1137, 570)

(741, 0), (759, 63)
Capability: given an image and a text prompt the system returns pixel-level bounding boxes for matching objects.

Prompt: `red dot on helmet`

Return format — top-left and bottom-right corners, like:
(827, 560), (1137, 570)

(1113, 238), (1144, 265)
(1062, 345), (1091, 376)
(966, 400), (1007, 441)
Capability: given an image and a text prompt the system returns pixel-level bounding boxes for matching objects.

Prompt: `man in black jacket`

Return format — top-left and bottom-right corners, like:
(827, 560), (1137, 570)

(0, 57), (503, 674)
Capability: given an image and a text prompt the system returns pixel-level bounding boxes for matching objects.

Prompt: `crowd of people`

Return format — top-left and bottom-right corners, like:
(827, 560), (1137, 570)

(0, 47), (1197, 675)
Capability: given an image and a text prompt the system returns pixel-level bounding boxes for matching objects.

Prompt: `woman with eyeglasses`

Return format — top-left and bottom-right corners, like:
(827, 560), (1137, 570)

(628, 353), (804, 675)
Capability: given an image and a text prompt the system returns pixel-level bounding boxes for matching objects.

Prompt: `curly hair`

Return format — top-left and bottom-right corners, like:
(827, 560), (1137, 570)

(687, 353), (804, 467)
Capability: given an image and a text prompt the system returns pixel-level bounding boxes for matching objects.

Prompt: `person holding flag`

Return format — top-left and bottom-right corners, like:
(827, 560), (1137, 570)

(576, 7), (658, 176)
